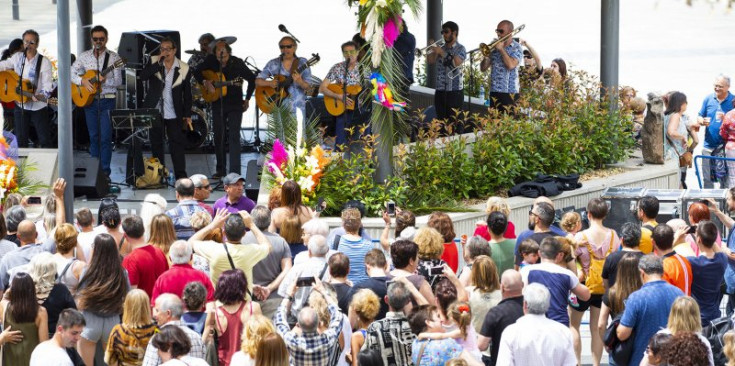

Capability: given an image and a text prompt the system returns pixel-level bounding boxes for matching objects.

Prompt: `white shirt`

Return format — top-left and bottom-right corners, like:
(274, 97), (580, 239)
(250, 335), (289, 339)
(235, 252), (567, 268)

(77, 230), (97, 261)
(70, 48), (123, 95)
(160, 357), (209, 366)
(158, 58), (180, 119)
(29, 340), (73, 366)
(496, 313), (576, 366)
(277, 256), (328, 297)
(229, 351), (255, 366)
(0, 52), (54, 111)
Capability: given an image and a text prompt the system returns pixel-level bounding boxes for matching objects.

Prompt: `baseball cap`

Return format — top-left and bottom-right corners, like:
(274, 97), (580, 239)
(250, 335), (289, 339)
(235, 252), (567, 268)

(222, 173), (245, 185)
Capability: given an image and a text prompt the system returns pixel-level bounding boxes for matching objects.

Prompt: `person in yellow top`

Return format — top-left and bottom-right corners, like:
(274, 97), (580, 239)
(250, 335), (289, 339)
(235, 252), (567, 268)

(637, 196), (660, 254)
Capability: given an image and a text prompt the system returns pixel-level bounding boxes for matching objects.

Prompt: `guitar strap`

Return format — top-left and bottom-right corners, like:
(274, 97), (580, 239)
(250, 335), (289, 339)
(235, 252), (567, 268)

(101, 51), (110, 72)
(342, 60), (348, 111)
(32, 54), (43, 92)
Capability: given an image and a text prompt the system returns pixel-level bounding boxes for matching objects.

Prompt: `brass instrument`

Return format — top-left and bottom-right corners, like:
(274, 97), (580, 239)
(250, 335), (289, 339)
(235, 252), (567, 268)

(479, 24), (525, 57)
(414, 39), (445, 57)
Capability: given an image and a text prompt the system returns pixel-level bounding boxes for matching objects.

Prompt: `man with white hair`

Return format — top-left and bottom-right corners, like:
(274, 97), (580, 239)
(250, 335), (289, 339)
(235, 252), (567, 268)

(189, 174), (213, 216)
(151, 240), (214, 306)
(294, 218), (332, 265)
(495, 282), (576, 366)
(697, 74), (734, 188)
(142, 293), (205, 366)
(278, 235), (330, 298)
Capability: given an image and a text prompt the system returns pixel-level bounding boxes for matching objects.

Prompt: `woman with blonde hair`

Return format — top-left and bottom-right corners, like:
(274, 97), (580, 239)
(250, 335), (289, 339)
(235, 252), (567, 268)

(349, 289), (380, 366)
(229, 314), (276, 366)
(308, 284), (351, 366)
(28, 252), (77, 338)
(140, 193), (167, 240)
(427, 211), (459, 273)
(53, 223), (86, 295)
(253, 333), (289, 366)
(723, 331), (735, 366)
(415, 227), (448, 289)
(105, 289), (157, 366)
(149, 214), (177, 257)
(473, 196), (516, 240)
(466, 256), (501, 333)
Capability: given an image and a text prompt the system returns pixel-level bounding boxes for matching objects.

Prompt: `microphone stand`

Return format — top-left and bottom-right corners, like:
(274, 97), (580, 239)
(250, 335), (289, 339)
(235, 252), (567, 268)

(95, 46), (104, 181)
(243, 58), (261, 150)
(18, 49), (27, 144)
(218, 51), (226, 174)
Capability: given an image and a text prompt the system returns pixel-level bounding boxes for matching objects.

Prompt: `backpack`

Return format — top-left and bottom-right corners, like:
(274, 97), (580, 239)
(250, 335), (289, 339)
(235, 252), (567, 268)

(583, 232), (614, 295)
(136, 157), (167, 189)
(703, 315), (733, 366)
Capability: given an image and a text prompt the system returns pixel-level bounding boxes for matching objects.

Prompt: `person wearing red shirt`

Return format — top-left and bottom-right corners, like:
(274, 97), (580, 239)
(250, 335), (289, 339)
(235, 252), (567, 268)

(121, 216), (169, 298)
(151, 240), (215, 306)
(428, 212), (459, 273)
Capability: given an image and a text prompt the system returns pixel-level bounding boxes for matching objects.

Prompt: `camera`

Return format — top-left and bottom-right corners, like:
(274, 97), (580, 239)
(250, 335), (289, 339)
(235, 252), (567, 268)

(428, 266), (444, 276)
(386, 201), (396, 217)
(296, 276), (316, 287)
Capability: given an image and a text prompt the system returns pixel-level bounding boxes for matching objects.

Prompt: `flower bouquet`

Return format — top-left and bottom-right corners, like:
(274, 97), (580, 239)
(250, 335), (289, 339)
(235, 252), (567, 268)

(265, 139), (330, 205)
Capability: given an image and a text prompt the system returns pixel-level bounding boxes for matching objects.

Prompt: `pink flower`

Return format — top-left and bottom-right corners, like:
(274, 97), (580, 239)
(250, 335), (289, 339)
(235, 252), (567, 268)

(268, 139), (289, 173)
(383, 16), (402, 48)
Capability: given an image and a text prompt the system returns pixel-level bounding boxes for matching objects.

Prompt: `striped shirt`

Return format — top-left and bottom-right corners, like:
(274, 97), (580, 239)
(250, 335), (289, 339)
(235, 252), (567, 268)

(337, 236), (375, 284)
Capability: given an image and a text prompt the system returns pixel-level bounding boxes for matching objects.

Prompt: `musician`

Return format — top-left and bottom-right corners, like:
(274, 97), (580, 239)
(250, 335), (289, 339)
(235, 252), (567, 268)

(0, 30), (54, 148)
(187, 33), (215, 70)
(71, 25), (123, 178)
(0, 38), (23, 132)
(319, 41), (362, 150)
(139, 37), (192, 179)
(255, 36), (313, 115)
(427, 21), (466, 133)
(480, 20), (523, 113)
(394, 23), (416, 97)
(194, 40), (256, 177)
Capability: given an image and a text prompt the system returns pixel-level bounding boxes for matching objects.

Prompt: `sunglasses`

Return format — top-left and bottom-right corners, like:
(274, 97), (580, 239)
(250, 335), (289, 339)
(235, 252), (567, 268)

(160, 47), (174, 52)
(529, 209), (538, 217)
(495, 29), (505, 34)
(523, 55), (532, 59)
(92, 37), (106, 42)
(23, 40), (36, 45)
(279, 44), (294, 49)
(441, 29), (451, 34)
(343, 50), (358, 56)
(197, 184), (211, 190)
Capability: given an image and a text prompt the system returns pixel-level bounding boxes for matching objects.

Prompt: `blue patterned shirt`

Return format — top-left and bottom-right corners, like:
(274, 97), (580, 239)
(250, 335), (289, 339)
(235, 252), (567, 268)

(411, 338), (463, 366)
(258, 56), (312, 114)
(489, 40), (523, 94)
(275, 301), (343, 366)
(435, 42), (466, 91)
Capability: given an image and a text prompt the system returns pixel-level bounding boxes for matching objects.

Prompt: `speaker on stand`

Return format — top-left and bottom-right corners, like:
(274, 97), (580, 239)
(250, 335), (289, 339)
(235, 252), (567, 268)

(73, 155), (109, 198)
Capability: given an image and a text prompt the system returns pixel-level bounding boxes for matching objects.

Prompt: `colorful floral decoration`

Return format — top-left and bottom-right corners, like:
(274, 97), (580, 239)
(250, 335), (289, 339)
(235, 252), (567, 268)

(0, 136), (19, 202)
(265, 139), (330, 204)
(370, 72), (406, 111)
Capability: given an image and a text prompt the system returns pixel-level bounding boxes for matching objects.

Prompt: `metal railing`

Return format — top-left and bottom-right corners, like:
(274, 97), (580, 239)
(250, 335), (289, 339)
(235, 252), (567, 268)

(694, 154), (735, 189)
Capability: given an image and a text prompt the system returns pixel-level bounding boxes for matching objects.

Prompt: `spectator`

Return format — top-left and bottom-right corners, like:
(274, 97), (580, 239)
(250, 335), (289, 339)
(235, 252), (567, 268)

(617, 254), (684, 366)
(478, 270), (525, 366)
(150, 325), (208, 366)
(686, 202), (722, 255)
(105, 289), (158, 366)
(518, 239), (539, 268)
(307, 283), (352, 366)
(657, 296), (714, 364)
(151, 240), (214, 306)
(280, 213), (306, 259)
(28, 252), (76, 338)
(275, 276), (342, 366)
(253, 333), (289, 366)
(246, 205), (291, 319)
(459, 236), (492, 287)
(4, 205), (25, 246)
(148, 214), (177, 259)
(348, 289), (380, 365)
(560, 211), (582, 237)
(53, 223), (86, 295)
(212, 173), (255, 214)
(363, 281), (417, 366)
(415, 227), (449, 289)
(521, 237), (590, 326)
(190, 174), (214, 216)
(76, 234), (131, 366)
(278, 235), (330, 298)
(544, 58), (573, 94)
(665, 91), (693, 188)
(96, 200), (125, 252)
(408, 305), (482, 366)
(270, 180), (315, 234)
(180, 282), (208, 335)
(190, 210), (270, 292)
(187, 212), (216, 275)
(3, 193), (22, 214)
(142, 293), (205, 366)
(0, 213), (17, 261)
(723, 100), (735, 188)
(711, 189), (735, 316)
(652, 224), (693, 295)
(347, 248), (391, 320)
(428, 211), (459, 273)
(518, 41), (543, 92)
(602, 222), (643, 291)
(473, 197), (517, 241)
(75, 207), (96, 258)
(645, 333), (672, 366)
(661, 331), (711, 366)
(380, 209), (417, 251)
(326, 201), (373, 247)
(293, 218), (330, 265)
(697, 74), (733, 189)
(29, 309), (85, 366)
(687, 220), (728, 326)
(0, 219), (46, 292)
(335, 208), (375, 284)
(166, 178), (210, 240)
(140, 193), (168, 241)
(0, 272), (48, 365)
(204, 269), (259, 366)
(122, 215), (169, 297)
(515, 200), (563, 268)
(417, 300), (483, 361)
(328, 252), (352, 313)
(486, 212), (516, 276)
(496, 282), (575, 365)
(597, 253), (642, 357)
(229, 314), (276, 366)
(389, 239), (436, 306)
(466, 255), (501, 333)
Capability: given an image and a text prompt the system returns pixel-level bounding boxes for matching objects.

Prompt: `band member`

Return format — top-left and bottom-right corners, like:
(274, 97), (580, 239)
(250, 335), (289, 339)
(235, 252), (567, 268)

(427, 21), (466, 133)
(187, 33), (215, 69)
(255, 36), (313, 115)
(194, 40), (256, 177)
(0, 30), (54, 148)
(71, 25), (123, 178)
(319, 41), (363, 150)
(139, 37), (192, 179)
(480, 20), (523, 113)
(1, 38), (23, 132)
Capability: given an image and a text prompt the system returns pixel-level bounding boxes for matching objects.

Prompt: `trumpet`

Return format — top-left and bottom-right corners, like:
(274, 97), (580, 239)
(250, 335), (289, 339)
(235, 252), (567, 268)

(415, 39), (445, 57)
(479, 24), (525, 57)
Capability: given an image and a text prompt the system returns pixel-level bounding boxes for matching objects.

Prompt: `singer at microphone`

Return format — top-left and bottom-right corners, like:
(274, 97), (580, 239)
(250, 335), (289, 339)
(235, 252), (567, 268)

(255, 36), (313, 117)
(317, 41), (360, 151)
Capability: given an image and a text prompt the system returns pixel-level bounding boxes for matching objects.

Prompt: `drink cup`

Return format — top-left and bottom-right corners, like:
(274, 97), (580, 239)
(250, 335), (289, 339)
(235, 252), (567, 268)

(703, 117), (711, 126)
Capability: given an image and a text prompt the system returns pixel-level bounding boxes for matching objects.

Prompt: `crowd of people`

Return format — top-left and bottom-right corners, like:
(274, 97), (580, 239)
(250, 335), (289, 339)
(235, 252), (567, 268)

(5, 173), (735, 366)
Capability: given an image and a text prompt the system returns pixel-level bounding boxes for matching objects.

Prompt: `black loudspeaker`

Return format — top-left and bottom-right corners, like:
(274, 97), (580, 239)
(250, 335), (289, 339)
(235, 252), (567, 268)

(244, 159), (261, 202)
(73, 156), (109, 198)
(646, 189), (684, 225)
(118, 30), (182, 69)
(601, 187), (646, 236)
(682, 189), (729, 238)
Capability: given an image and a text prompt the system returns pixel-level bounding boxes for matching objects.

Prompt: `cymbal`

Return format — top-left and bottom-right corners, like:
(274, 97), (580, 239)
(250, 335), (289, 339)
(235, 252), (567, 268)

(210, 36), (237, 48)
(185, 49), (202, 55)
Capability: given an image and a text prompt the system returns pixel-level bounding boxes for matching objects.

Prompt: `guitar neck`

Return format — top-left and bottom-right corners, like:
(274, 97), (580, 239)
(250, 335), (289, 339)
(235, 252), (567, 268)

(213, 80), (239, 87)
(19, 90), (49, 103)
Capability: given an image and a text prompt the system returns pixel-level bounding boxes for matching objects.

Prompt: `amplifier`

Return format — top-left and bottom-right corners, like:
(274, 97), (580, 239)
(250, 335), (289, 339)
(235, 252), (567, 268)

(601, 187), (646, 236)
(645, 189), (684, 225)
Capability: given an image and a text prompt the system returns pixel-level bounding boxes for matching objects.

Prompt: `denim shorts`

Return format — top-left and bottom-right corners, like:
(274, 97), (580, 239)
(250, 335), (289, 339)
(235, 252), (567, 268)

(80, 310), (120, 342)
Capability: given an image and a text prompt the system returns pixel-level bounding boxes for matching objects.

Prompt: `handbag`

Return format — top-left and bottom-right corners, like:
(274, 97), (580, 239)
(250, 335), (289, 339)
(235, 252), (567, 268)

(603, 314), (635, 365)
(665, 134), (692, 168)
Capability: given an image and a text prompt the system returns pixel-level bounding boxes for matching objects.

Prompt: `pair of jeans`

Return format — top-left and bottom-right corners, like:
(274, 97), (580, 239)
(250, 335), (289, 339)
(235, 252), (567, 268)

(335, 110), (355, 151)
(13, 107), (51, 148)
(149, 118), (187, 179)
(84, 98), (115, 175)
(212, 105), (243, 175)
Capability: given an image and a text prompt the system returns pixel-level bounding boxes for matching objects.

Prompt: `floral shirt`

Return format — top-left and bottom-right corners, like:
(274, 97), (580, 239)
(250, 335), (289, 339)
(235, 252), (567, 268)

(417, 258), (448, 290)
(411, 338), (463, 366)
(720, 110), (735, 150)
(435, 42), (466, 91)
(257, 56), (312, 114)
(325, 61), (363, 86)
(489, 40), (523, 94)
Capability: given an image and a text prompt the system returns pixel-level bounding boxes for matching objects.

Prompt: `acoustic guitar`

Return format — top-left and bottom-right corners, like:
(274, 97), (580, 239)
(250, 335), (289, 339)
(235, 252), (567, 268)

(71, 57), (126, 107)
(255, 53), (320, 114)
(323, 84), (363, 116)
(0, 70), (58, 106)
(198, 70), (244, 103)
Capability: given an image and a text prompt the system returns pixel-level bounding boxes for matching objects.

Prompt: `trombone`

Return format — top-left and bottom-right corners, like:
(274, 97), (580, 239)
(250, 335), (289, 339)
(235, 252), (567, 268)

(415, 39), (445, 57)
(479, 24), (525, 57)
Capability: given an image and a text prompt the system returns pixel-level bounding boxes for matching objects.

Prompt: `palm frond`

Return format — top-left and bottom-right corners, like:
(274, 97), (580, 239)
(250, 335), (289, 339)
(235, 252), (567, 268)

(15, 157), (48, 196)
(264, 104), (321, 153)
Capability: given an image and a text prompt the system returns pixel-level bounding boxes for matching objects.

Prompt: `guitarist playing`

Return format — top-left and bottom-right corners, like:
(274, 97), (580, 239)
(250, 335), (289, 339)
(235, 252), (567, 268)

(70, 25), (123, 179)
(0, 29), (54, 148)
(319, 41), (362, 151)
(194, 39), (256, 177)
(255, 37), (312, 115)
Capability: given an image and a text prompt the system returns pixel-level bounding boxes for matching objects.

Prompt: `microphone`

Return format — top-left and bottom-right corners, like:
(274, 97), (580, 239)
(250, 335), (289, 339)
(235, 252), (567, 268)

(278, 24), (301, 43)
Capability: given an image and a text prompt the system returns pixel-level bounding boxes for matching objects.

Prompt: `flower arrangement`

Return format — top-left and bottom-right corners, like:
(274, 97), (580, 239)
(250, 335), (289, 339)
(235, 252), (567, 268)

(0, 136), (19, 202)
(265, 139), (330, 204)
